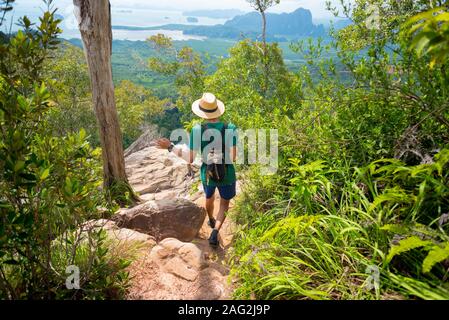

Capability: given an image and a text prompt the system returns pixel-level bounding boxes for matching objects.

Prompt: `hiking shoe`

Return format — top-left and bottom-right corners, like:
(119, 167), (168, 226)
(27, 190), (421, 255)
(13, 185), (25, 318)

(207, 218), (216, 229)
(209, 229), (219, 248)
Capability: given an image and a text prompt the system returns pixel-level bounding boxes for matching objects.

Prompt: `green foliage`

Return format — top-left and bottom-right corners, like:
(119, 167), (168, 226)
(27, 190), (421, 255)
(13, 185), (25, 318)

(51, 229), (131, 300)
(423, 243), (449, 274)
(246, 0), (280, 13)
(103, 37), (311, 96)
(386, 237), (434, 263)
(384, 234), (449, 276)
(0, 8), (129, 299)
(387, 272), (449, 300)
(230, 203), (383, 300)
(227, 1), (449, 298)
(288, 159), (334, 213)
(206, 39), (301, 128)
(324, 1), (449, 159)
(147, 34), (206, 122)
(3, 0), (448, 301)
(115, 80), (168, 147)
(45, 44), (172, 147)
(231, 151), (449, 299)
(45, 44), (98, 145)
(405, 6), (449, 68)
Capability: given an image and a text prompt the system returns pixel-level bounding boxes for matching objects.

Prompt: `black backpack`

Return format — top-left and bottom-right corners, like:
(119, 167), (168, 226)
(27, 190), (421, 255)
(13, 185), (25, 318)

(201, 123), (228, 183)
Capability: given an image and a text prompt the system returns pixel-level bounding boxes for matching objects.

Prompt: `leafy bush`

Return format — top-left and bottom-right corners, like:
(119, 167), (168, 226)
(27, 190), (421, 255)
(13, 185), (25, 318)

(223, 0), (449, 300)
(115, 80), (168, 147)
(0, 6), (130, 299)
(45, 44), (99, 145)
(231, 149), (449, 300)
(50, 228), (131, 300)
(45, 45), (170, 148)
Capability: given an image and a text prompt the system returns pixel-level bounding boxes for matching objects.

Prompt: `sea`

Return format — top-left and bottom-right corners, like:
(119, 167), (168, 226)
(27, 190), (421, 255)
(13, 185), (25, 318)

(1, 3), (228, 41)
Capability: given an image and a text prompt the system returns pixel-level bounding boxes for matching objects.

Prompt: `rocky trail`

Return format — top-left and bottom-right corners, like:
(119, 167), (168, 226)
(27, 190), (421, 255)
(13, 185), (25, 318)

(126, 195), (236, 300)
(86, 139), (238, 300)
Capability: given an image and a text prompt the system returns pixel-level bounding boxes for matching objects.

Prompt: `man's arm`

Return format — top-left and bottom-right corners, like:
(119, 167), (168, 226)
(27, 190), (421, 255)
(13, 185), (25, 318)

(231, 146), (237, 163)
(154, 138), (196, 164)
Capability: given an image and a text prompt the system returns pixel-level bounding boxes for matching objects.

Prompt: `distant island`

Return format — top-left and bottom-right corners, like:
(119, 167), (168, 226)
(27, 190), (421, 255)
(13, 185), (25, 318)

(186, 17), (199, 23)
(225, 8), (325, 36)
(112, 8), (351, 41)
(182, 9), (246, 20)
(184, 8), (327, 40)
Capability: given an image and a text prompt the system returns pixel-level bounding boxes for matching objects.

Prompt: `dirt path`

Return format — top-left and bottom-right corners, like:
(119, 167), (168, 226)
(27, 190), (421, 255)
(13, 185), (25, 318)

(195, 194), (236, 265)
(126, 194), (237, 300)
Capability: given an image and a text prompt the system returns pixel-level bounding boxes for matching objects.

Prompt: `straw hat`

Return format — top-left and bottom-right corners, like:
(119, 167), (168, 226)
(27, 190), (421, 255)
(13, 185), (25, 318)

(192, 93), (225, 119)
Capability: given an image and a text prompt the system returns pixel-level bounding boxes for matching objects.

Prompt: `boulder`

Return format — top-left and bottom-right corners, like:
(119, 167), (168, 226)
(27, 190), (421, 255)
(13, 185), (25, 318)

(125, 146), (198, 200)
(81, 219), (156, 248)
(114, 199), (206, 242)
(109, 227), (155, 244)
(82, 219), (117, 231)
(124, 125), (160, 157)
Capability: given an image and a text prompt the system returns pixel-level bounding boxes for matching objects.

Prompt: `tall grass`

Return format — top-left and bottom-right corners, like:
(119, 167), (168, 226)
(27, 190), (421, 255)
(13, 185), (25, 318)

(229, 150), (449, 300)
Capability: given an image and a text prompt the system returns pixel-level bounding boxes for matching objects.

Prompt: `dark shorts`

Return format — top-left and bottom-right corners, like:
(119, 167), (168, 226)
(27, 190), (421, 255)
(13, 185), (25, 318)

(203, 182), (236, 200)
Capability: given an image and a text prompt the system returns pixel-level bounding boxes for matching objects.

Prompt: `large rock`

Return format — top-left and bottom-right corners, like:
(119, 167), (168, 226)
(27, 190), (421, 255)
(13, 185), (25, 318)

(127, 238), (229, 300)
(124, 125), (160, 157)
(149, 238), (208, 281)
(125, 146), (199, 200)
(81, 219), (157, 248)
(114, 199), (206, 242)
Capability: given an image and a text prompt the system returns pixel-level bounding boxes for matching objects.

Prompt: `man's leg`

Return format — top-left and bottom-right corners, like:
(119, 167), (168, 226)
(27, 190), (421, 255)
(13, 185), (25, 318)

(205, 196), (215, 221)
(214, 198), (230, 231)
(204, 184), (216, 228)
(209, 183), (236, 247)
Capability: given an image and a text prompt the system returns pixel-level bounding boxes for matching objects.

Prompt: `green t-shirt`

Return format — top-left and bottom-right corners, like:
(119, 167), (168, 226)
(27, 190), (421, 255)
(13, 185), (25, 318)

(189, 122), (238, 187)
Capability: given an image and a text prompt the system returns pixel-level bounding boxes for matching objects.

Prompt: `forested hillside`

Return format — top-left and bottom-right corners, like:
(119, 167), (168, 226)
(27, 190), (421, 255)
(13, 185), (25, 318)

(1, 0), (449, 300)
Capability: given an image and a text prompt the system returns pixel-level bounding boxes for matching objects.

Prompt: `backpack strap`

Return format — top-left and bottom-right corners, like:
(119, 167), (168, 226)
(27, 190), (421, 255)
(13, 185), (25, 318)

(200, 123), (208, 163)
(221, 123), (227, 158)
(201, 122), (208, 135)
(221, 123), (228, 169)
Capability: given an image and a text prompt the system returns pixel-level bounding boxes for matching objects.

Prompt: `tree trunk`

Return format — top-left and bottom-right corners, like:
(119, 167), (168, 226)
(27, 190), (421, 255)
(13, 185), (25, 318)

(260, 10), (269, 97)
(261, 10), (267, 51)
(73, 0), (136, 205)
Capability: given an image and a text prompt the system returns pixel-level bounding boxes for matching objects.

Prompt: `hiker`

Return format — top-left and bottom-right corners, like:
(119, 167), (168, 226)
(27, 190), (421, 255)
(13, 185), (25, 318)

(155, 93), (238, 248)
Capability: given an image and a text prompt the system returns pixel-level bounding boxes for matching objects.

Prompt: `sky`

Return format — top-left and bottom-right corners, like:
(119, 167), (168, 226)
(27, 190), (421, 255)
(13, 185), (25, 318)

(108, 0), (337, 18)
(16, 0), (342, 19)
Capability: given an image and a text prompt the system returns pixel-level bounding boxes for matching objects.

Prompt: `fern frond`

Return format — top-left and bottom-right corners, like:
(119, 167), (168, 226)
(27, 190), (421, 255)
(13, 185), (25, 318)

(386, 236), (433, 263)
(422, 242), (449, 273)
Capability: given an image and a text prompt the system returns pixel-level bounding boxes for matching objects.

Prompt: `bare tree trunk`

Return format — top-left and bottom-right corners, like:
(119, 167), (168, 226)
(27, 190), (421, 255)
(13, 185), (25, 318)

(73, 0), (136, 205)
(260, 10), (269, 97)
(261, 10), (267, 51)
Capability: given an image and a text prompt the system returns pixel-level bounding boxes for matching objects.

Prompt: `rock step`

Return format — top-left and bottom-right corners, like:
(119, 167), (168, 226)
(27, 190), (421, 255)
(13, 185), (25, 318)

(113, 198), (206, 243)
(127, 238), (229, 300)
(125, 146), (199, 199)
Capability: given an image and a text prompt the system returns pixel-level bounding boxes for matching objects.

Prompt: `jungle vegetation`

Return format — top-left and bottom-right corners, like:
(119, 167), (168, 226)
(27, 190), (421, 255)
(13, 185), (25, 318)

(1, 0), (449, 299)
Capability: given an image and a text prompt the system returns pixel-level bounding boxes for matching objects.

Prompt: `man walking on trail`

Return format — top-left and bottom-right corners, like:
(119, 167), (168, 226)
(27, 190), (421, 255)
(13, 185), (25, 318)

(156, 93), (238, 248)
